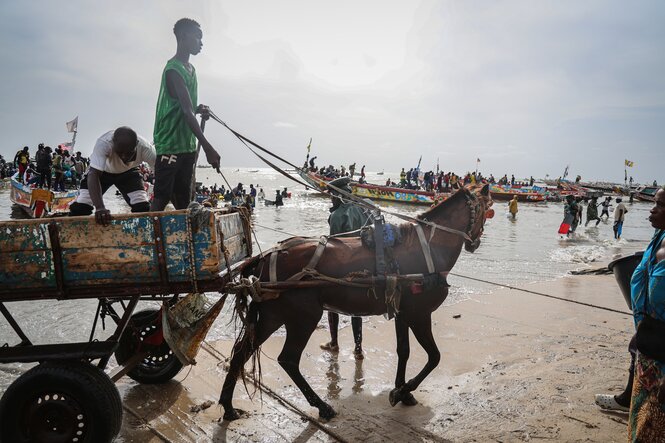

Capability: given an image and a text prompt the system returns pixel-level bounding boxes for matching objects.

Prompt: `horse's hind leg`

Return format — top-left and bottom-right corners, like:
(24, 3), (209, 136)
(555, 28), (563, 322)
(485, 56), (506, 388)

(219, 304), (283, 421)
(279, 315), (336, 420)
(390, 314), (440, 407)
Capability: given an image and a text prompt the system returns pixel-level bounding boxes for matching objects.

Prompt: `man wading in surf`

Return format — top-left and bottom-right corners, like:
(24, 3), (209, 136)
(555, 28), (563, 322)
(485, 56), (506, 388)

(151, 18), (221, 211)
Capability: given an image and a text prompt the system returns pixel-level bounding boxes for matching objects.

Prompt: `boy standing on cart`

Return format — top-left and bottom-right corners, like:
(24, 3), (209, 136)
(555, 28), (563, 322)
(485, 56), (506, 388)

(150, 18), (221, 212)
(69, 126), (155, 225)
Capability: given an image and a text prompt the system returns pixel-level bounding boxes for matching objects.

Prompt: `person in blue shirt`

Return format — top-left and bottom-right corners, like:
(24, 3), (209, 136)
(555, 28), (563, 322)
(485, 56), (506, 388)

(628, 186), (665, 441)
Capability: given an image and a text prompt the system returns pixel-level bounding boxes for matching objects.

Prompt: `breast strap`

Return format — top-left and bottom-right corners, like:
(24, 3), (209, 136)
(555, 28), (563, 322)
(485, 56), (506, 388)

(414, 223), (436, 274)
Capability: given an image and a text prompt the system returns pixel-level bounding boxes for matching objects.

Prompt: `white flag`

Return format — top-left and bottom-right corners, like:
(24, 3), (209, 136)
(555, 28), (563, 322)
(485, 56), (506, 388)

(66, 116), (78, 133)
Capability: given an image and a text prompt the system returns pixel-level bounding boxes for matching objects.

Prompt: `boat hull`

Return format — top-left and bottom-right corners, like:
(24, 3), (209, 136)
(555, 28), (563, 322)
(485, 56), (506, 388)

(352, 183), (437, 205)
(10, 175), (77, 218)
(297, 169), (444, 205)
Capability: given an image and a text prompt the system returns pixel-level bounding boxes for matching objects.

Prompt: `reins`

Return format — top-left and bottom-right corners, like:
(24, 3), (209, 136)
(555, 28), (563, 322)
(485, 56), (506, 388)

(207, 111), (480, 243)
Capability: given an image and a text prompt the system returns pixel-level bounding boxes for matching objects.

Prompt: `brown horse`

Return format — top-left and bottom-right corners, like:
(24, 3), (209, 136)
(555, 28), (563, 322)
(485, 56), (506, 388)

(219, 184), (492, 421)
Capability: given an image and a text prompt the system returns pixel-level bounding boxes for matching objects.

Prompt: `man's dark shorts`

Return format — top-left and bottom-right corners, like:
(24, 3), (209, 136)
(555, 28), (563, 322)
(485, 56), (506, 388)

(151, 152), (195, 211)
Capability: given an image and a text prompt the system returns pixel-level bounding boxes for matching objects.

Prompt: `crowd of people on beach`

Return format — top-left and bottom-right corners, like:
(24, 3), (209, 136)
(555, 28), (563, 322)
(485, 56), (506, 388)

(1, 145), (91, 191)
(305, 157), (541, 194)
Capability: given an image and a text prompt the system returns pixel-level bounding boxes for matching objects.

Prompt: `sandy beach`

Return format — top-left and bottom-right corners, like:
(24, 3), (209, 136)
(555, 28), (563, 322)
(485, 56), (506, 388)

(116, 271), (634, 442)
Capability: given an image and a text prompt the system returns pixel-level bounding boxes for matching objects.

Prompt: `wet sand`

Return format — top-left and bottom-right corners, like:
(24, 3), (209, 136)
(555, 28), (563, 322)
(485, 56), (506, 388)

(117, 273), (634, 442)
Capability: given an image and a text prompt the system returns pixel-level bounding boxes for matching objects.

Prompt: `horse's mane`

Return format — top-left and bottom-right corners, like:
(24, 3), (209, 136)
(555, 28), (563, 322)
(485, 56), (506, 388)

(417, 187), (471, 221)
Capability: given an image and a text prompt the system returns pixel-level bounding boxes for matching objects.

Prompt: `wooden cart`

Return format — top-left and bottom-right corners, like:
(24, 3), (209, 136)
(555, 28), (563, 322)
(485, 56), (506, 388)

(0, 207), (252, 442)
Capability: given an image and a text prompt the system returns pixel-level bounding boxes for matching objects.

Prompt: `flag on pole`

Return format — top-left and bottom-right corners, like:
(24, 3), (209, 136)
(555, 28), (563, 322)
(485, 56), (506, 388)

(477, 158), (481, 163)
(306, 137), (312, 153)
(624, 159), (634, 167)
(563, 165), (569, 179)
(65, 116), (78, 133)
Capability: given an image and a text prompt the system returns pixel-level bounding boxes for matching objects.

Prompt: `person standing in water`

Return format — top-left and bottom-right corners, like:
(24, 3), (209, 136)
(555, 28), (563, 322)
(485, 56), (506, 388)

(508, 195), (518, 220)
(151, 18), (221, 211)
(613, 198), (628, 240)
(600, 196), (612, 220)
(585, 197), (601, 227)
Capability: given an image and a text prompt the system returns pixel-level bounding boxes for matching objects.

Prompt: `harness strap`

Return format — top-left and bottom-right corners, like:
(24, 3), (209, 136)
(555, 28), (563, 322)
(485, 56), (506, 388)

(374, 217), (387, 274)
(415, 224), (436, 274)
(269, 251), (278, 282)
(303, 236), (328, 273)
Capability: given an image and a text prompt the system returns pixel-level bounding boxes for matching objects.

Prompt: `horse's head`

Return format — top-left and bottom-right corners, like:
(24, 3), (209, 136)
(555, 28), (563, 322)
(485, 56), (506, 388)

(464, 184), (493, 253)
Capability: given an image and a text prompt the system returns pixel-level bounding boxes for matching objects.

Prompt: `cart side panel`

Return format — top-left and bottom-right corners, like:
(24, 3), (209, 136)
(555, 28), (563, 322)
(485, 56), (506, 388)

(216, 213), (248, 266)
(0, 222), (56, 289)
(0, 208), (251, 297)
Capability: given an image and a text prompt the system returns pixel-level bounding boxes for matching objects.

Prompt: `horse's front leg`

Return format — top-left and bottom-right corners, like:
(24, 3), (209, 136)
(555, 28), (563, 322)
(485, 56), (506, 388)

(396, 314), (441, 403)
(390, 314), (418, 406)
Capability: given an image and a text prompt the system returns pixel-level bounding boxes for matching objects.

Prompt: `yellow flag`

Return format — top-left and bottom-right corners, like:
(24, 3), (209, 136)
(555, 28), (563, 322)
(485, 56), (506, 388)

(625, 159), (634, 167)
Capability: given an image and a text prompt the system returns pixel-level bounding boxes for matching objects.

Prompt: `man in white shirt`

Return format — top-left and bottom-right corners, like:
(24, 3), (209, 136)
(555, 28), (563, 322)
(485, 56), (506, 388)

(613, 197), (628, 240)
(69, 127), (156, 225)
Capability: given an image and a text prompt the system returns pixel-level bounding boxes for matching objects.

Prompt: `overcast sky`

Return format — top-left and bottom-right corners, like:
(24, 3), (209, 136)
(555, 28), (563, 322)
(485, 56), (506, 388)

(0, 1), (663, 183)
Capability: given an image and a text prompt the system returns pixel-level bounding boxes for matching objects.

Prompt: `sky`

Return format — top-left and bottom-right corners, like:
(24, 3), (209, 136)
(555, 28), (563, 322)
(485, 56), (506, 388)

(0, 0), (663, 183)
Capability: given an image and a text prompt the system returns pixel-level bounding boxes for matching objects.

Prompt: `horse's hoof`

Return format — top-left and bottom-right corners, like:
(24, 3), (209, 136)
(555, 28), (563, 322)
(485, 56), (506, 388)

(223, 408), (247, 421)
(320, 342), (339, 352)
(389, 387), (402, 407)
(402, 392), (418, 406)
(318, 403), (337, 420)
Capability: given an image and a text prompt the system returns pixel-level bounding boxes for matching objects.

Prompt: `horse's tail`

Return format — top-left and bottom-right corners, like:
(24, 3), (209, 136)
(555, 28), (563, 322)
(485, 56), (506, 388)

(229, 261), (264, 400)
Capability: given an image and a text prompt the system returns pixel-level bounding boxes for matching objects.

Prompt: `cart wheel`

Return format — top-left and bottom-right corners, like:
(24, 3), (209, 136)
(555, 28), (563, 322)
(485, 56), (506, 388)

(0, 361), (122, 443)
(114, 308), (183, 384)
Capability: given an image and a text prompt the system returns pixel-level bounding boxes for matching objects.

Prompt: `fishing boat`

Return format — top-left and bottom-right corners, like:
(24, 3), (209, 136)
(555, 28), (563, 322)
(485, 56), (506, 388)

(297, 169), (330, 191)
(352, 182), (439, 205)
(489, 184), (546, 202)
(635, 185), (658, 202)
(9, 174), (78, 218)
(297, 169), (444, 205)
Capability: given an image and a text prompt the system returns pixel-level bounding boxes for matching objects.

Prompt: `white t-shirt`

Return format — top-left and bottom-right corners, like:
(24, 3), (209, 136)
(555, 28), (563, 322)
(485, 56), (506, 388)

(614, 202), (628, 221)
(88, 130), (156, 174)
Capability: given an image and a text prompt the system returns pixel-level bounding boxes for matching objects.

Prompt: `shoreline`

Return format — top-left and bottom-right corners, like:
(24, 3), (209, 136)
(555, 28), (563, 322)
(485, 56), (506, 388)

(118, 271), (634, 442)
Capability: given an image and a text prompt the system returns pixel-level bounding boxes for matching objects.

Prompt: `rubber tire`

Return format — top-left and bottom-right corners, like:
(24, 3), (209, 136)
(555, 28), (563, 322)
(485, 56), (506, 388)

(0, 361), (122, 443)
(114, 308), (183, 384)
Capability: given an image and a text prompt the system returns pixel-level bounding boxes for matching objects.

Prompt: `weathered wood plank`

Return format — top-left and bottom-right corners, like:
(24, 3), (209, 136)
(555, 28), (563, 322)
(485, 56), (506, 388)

(0, 251), (55, 288)
(62, 246), (160, 286)
(57, 217), (155, 248)
(0, 223), (49, 251)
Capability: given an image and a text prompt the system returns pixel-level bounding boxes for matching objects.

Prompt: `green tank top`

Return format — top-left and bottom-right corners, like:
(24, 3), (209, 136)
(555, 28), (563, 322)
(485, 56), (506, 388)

(153, 59), (198, 155)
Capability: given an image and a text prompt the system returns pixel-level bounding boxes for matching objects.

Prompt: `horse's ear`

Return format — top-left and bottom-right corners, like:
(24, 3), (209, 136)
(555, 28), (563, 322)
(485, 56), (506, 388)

(480, 184), (490, 196)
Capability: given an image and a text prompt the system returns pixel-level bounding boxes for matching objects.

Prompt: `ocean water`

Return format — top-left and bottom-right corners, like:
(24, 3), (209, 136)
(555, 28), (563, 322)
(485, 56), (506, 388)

(0, 168), (655, 388)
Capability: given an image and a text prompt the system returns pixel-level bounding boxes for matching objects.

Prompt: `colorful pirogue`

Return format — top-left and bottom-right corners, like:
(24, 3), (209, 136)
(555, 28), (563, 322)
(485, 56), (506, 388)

(489, 184), (546, 202)
(298, 169), (444, 205)
(9, 174), (77, 218)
